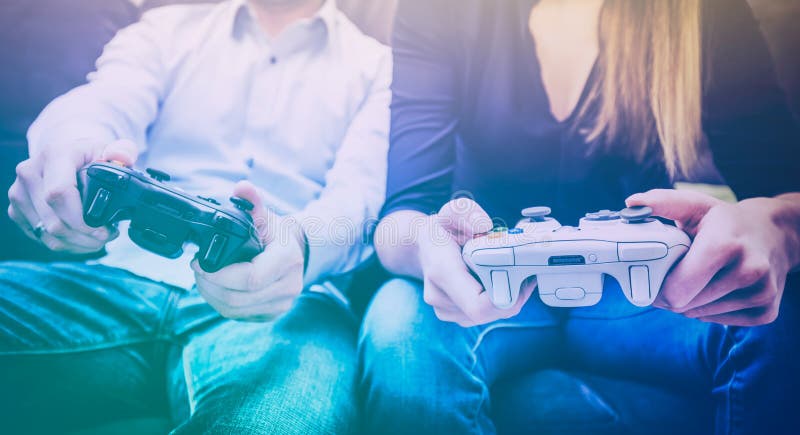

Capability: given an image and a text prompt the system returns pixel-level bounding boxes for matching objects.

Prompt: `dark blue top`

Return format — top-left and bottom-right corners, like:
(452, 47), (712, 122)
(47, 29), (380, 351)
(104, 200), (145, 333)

(382, 0), (800, 226)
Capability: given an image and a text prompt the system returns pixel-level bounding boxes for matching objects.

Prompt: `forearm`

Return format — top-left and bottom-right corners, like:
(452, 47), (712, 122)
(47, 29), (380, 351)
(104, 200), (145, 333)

(27, 88), (120, 158)
(374, 210), (428, 279)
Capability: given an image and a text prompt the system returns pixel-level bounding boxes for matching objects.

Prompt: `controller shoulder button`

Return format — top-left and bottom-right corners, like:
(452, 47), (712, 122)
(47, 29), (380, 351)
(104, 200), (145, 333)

(198, 196), (221, 206)
(230, 196), (254, 212)
(584, 209), (620, 221)
(145, 168), (171, 182)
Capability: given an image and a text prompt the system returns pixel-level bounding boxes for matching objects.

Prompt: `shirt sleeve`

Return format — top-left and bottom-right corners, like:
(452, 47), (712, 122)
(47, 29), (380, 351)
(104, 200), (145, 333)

(380, 0), (461, 217)
(702, 0), (800, 199)
(295, 46), (392, 286)
(26, 10), (170, 156)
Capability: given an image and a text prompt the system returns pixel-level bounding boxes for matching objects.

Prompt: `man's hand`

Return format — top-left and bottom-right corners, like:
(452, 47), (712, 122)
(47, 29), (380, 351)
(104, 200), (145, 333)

(419, 197), (536, 327)
(192, 181), (306, 321)
(7, 139), (137, 253)
(627, 189), (797, 326)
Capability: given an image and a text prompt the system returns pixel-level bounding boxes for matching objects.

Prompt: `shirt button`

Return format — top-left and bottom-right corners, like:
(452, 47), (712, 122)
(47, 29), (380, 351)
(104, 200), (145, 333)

(269, 56), (277, 65)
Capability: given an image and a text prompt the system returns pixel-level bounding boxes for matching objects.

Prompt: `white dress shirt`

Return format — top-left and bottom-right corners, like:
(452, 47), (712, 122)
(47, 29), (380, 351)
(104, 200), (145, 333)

(27, 0), (391, 289)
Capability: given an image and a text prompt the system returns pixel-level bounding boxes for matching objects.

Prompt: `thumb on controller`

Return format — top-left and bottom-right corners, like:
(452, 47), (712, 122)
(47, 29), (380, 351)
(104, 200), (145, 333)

(437, 197), (493, 246)
(626, 188), (722, 234)
(232, 180), (278, 246)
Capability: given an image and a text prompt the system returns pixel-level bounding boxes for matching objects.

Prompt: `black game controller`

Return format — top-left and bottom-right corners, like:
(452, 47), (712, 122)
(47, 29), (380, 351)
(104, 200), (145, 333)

(78, 161), (263, 272)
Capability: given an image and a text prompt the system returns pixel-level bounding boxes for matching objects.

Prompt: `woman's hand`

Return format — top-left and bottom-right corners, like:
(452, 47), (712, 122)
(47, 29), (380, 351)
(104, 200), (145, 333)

(627, 189), (800, 326)
(192, 181), (306, 322)
(417, 198), (535, 327)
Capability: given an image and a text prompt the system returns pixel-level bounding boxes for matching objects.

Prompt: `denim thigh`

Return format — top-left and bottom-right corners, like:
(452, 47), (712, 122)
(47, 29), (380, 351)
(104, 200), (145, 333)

(0, 261), (183, 432)
(565, 275), (800, 435)
(358, 278), (562, 435)
(170, 290), (361, 435)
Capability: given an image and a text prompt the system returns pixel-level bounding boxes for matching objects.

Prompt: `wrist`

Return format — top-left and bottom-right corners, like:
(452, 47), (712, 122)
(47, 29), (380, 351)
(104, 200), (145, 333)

(763, 194), (800, 271)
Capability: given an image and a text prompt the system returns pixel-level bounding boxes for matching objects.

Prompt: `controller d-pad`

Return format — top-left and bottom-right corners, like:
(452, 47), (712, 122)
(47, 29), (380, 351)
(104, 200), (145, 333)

(585, 209), (620, 221)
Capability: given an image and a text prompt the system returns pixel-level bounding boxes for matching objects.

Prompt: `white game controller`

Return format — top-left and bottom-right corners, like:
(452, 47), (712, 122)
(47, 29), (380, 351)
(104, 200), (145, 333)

(462, 206), (691, 308)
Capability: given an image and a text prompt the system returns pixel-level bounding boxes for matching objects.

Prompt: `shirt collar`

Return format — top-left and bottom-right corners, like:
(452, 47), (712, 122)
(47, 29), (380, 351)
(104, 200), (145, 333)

(228, 0), (337, 45)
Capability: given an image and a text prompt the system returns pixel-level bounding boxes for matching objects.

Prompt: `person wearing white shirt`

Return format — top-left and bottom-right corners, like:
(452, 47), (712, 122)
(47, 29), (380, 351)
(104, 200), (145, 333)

(0, 0), (390, 432)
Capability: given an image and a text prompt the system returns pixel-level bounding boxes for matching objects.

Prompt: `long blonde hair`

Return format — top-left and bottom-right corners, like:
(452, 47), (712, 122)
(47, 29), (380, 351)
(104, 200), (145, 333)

(579, 0), (703, 177)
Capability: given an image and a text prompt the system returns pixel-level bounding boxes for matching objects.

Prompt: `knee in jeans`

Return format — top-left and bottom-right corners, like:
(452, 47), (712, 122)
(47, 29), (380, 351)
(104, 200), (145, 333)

(360, 278), (426, 355)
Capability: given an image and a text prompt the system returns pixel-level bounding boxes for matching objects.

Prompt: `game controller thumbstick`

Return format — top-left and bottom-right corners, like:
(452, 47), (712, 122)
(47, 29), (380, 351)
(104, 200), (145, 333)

(620, 206), (653, 223)
(521, 206), (552, 222)
(230, 196), (255, 212)
(145, 168), (171, 182)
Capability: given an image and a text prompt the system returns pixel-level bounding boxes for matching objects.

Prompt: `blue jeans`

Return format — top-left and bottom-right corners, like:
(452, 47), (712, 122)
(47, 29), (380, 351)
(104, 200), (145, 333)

(0, 261), (359, 434)
(359, 276), (800, 434)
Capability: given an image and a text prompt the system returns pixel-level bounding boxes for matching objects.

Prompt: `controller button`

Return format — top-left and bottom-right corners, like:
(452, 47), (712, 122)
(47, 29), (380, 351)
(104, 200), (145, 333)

(618, 242), (668, 261)
(198, 196), (221, 206)
(620, 206), (653, 223)
(584, 209), (620, 221)
(508, 228), (523, 234)
(588, 253), (598, 263)
(145, 168), (171, 182)
(490, 270), (512, 307)
(204, 234), (228, 265)
(230, 196), (255, 212)
(555, 287), (586, 301)
(629, 265), (651, 304)
(521, 206), (551, 222)
(87, 188), (111, 219)
(471, 248), (514, 266)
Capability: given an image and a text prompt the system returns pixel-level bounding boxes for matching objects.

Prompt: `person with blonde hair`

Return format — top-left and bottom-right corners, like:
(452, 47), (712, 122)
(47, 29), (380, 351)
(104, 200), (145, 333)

(360, 0), (800, 433)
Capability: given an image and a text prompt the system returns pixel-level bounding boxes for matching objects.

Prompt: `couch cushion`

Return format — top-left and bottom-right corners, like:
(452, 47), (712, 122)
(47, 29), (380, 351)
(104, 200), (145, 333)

(0, 0), (139, 261)
(0, 0), (140, 140)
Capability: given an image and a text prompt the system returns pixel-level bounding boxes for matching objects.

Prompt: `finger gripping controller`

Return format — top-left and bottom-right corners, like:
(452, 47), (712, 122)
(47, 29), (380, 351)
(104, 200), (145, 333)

(78, 161), (263, 273)
(462, 206), (691, 308)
